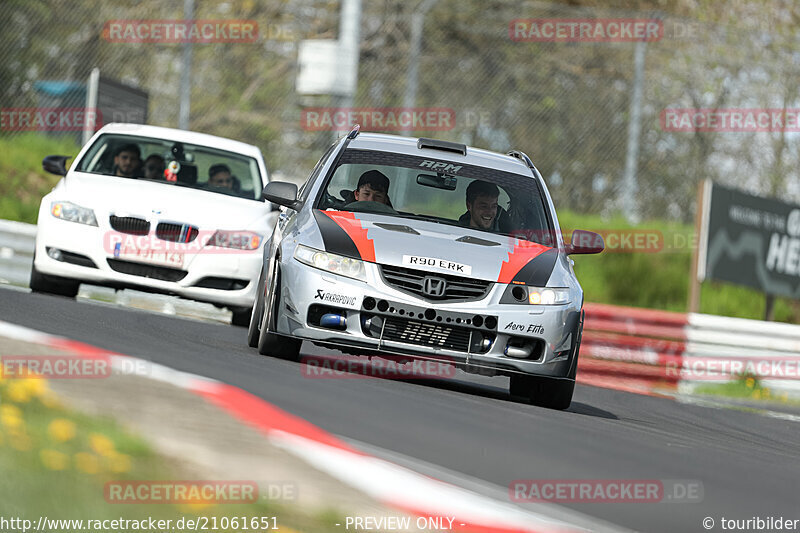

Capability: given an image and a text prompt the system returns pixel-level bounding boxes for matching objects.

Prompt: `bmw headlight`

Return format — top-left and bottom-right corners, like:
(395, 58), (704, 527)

(294, 244), (366, 281)
(50, 201), (98, 226)
(208, 230), (262, 250)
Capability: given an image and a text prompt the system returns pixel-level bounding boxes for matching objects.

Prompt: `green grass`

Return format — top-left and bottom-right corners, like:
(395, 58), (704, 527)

(0, 133), (79, 224)
(0, 377), (345, 532)
(692, 373), (799, 405)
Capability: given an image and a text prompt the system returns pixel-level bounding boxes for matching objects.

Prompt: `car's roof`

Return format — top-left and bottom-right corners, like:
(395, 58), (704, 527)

(94, 123), (263, 158)
(346, 132), (536, 177)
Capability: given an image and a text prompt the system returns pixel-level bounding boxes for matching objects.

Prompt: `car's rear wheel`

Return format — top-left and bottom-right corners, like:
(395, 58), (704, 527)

(246, 267), (266, 347)
(510, 374), (575, 410)
(257, 265), (301, 361)
(29, 255), (79, 298)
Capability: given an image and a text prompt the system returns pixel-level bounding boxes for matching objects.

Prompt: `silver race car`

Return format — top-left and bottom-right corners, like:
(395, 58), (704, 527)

(248, 127), (603, 409)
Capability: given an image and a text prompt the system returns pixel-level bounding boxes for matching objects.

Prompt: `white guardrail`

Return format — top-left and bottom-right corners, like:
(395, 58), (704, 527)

(0, 219), (230, 323)
(2, 219), (799, 398)
(684, 314), (800, 397)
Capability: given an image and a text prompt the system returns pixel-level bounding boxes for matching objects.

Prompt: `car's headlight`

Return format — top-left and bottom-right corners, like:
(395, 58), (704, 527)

(50, 201), (98, 226)
(527, 287), (571, 305)
(208, 230), (262, 250)
(507, 284), (571, 305)
(294, 244), (366, 281)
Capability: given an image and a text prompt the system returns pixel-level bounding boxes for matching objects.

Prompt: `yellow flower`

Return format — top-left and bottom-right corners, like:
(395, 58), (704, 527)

(25, 378), (49, 398)
(0, 404), (23, 429)
(745, 377), (755, 389)
(48, 419), (76, 443)
(6, 380), (33, 403)
(106, 452), (131, 473)
(74, 452), (100, 474)
(40, 449), (69, 470)
(89, 433), (115, 457)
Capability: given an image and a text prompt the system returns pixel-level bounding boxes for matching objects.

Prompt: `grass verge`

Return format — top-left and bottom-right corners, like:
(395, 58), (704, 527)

(0, 375), (344, 532)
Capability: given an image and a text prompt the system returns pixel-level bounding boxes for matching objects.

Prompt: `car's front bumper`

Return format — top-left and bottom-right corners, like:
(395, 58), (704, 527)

(275, 257), (582, 378)
(34, 216), (262, 309)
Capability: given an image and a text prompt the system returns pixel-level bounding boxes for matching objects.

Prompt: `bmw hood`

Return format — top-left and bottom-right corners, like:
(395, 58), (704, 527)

(312, 210), (558, 285)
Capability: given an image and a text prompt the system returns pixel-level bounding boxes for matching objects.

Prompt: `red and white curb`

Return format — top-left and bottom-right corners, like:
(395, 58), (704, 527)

(0, 320), (616, 533)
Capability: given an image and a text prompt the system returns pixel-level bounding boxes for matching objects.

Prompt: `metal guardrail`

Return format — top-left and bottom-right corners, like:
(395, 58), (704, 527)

(579, 303), (800, 399)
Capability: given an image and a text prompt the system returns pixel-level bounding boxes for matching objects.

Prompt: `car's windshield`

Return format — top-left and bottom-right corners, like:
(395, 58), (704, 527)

(76, 133), (263, 201)
(315, 149), (555, 246)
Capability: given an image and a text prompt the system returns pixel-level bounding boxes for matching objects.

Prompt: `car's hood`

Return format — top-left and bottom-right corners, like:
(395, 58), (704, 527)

(62, 172), (269, 229)
(312, 210), (558, 285)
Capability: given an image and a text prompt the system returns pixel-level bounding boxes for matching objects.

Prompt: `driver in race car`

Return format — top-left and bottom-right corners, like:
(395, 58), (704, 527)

(352, 170), (390, 204)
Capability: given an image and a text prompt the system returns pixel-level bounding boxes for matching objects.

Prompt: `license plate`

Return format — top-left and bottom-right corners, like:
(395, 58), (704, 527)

(116, 245), (184, 268)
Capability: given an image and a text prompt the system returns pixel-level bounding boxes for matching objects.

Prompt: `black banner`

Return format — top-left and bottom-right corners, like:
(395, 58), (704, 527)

(702, 181), (800, 298)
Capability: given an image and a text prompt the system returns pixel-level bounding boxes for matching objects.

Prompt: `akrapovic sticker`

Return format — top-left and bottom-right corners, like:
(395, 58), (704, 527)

(314, 290), (358, 307)
(402, 255), (472, 276)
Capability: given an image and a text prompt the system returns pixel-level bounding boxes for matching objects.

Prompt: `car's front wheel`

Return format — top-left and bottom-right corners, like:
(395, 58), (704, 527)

(29, 255), (79, 298)
(256, 265), (301, 361)
(510, 374), (575, 410)
(230, 307), (252, 328)
(246, 266), (266, 347)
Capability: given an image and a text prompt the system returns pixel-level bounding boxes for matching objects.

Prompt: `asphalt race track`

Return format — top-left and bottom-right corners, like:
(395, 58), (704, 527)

(1, 286), (798, 533)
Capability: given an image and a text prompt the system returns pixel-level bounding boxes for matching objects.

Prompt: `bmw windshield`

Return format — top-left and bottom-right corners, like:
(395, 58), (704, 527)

(75, 133), (263, 201)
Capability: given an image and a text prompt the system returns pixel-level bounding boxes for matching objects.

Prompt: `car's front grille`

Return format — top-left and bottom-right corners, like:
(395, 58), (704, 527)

(107, 259), (187, 282)
(381, 316), (472, 352)
(156, 222), (199, 242)
(379, 264), (492, 302)
(109, 215), (149, 235)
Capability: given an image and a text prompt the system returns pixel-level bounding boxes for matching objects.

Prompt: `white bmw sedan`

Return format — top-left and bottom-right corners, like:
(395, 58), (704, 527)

(31, 123), (278, 326)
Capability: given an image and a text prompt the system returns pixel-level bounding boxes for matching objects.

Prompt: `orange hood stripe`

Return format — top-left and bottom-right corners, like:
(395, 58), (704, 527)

(320, 211), (376, 263)
(497, 240), (550, 284)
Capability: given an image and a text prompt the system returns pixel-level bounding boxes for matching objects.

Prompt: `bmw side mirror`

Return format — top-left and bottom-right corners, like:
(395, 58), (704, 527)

(43, 155), (70, 176)
(262, 181), (300, 210)
(566, 229), (604, 255)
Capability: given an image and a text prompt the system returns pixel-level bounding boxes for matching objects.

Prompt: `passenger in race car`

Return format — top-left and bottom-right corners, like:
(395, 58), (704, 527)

(113, 144), (142, 178)
(142, 154), (165, 180)
(459, 179), (512, 233)
(208, 164), (236, 190)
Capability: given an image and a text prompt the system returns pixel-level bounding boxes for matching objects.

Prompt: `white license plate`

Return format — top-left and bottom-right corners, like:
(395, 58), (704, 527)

(117, 246), (184, 268)
(402, 255), (472, 275)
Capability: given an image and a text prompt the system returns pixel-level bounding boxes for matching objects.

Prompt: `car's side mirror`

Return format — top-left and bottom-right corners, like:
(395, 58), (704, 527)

(262, 181), (300, 210)
(43, 155), (70, 176)
(566, 229), (604, 255)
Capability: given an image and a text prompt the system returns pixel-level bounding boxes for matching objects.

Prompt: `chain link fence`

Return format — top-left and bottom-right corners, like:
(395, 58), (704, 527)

(2, 0), (799, 223)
